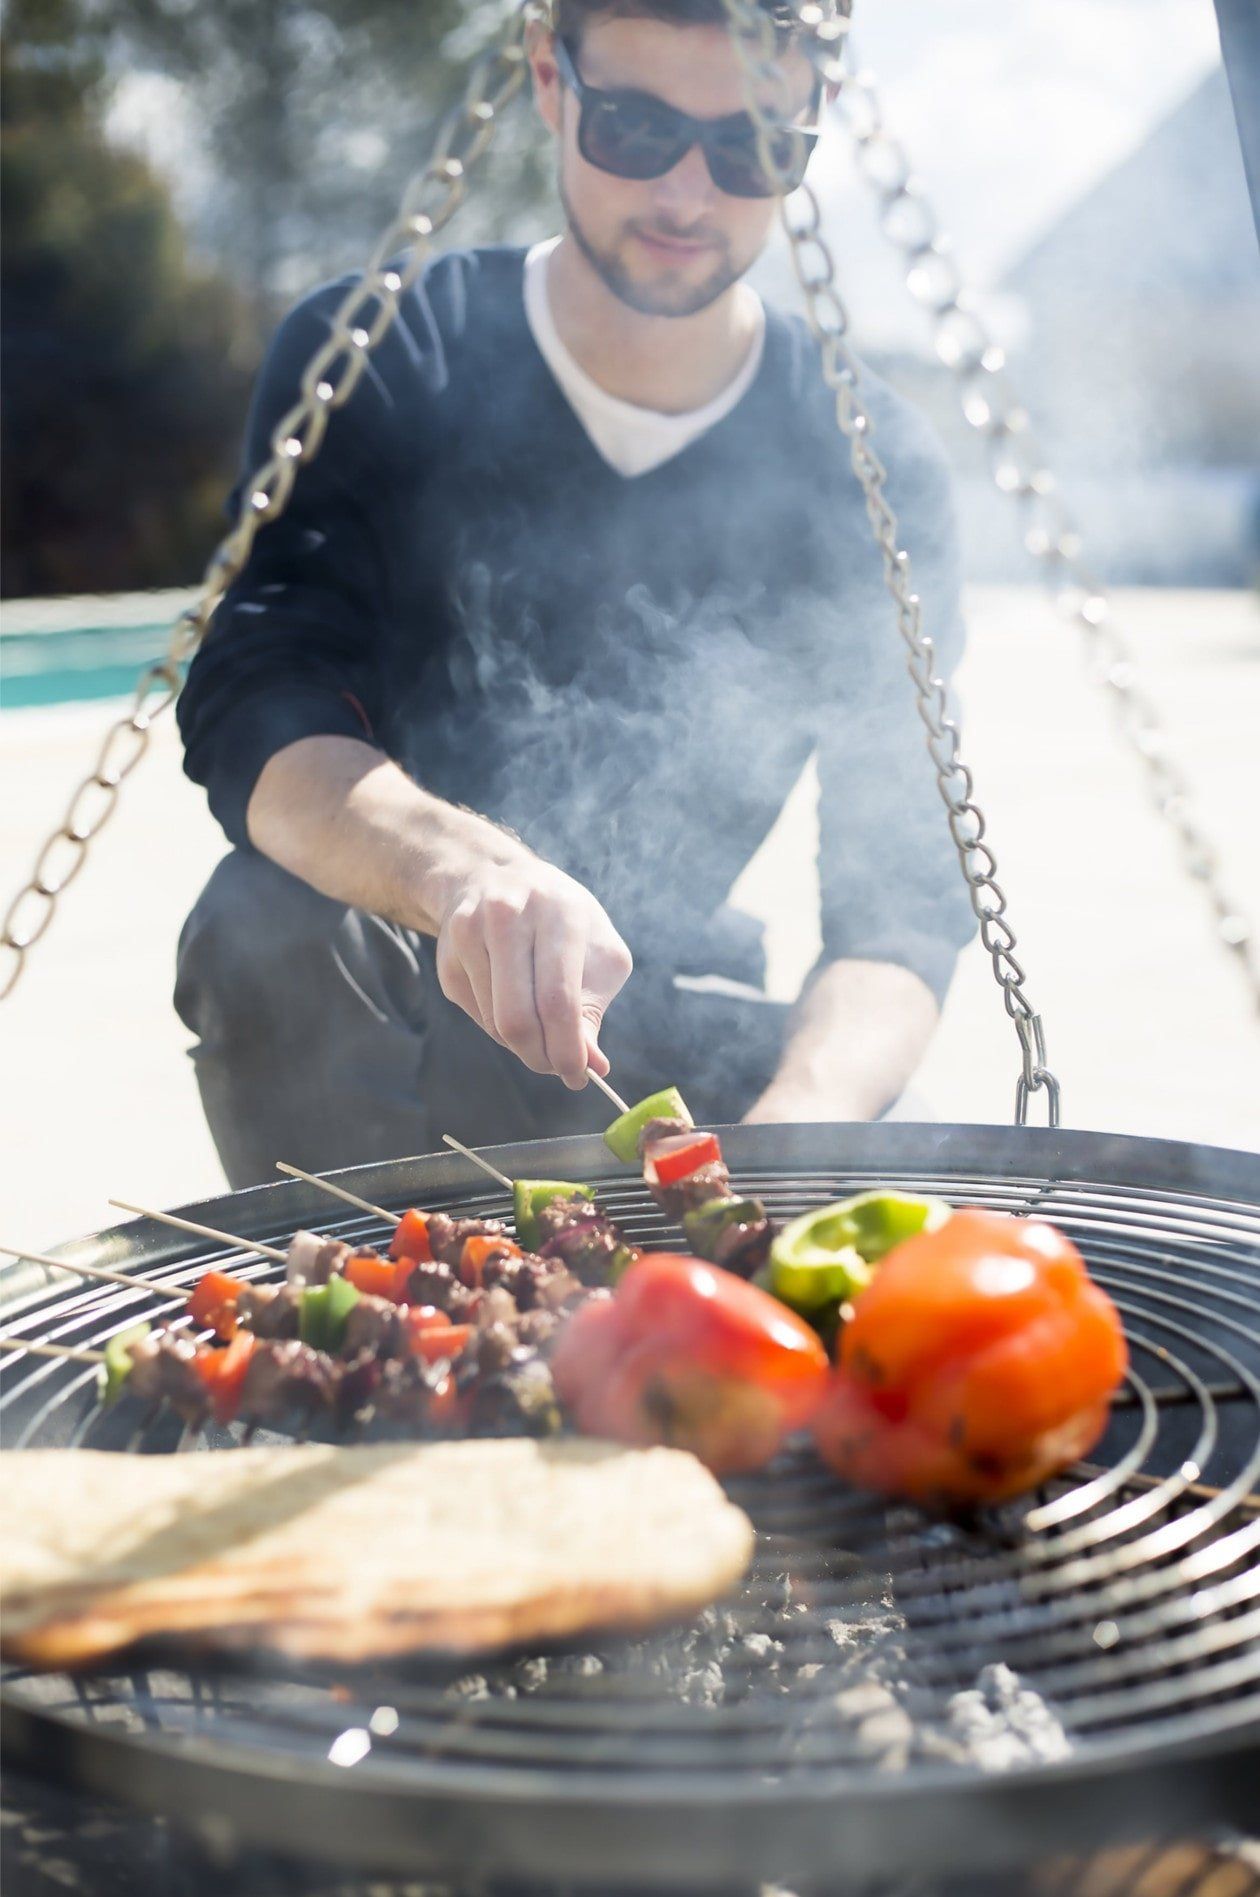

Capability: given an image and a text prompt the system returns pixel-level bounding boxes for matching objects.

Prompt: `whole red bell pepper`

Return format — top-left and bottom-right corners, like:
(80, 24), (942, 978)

(812, 1208), (1128, 1507)
(550, 1252), (829, 1474)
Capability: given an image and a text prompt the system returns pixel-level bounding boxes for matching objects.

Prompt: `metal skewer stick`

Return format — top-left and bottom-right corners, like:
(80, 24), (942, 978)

(0, 1242), (181, 1302)
(441, 1133), (513, 1191)
(586, 1069), (629, 1115)
(1, 1336), (105, 1366)
(107, 1200), (287, 1265)
(274, 1161), (394, 1224)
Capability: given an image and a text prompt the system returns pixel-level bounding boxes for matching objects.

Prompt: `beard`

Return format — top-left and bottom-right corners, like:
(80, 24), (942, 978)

(560, 177), (744, 319)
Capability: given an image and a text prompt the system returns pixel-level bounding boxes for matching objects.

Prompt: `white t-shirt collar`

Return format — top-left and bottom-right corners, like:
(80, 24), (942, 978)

(522, 236), (766, 479)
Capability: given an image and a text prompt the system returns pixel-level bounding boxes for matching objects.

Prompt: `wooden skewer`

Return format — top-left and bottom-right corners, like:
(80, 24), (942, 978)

(107, 1200), (287, 1265)
(587, 1068), (629, 1115)
(274, 1161), (393, 1224)
(1, 1336), (105, 1366)
(0, 1242), (181, 1302)
(441, 1133), (512, 1191)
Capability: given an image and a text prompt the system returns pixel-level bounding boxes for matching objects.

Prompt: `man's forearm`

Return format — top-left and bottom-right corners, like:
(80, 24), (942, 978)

(245, 734), (632, 1087)
(246, 734), (522, 936)
(743, 958), (939, 1124)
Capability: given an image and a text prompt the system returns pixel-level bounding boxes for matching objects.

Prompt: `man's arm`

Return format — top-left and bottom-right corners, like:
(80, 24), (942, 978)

(746, 381), (974, 1126)
(247, 735), (631, 1088)
(742, 958), (938, 1123)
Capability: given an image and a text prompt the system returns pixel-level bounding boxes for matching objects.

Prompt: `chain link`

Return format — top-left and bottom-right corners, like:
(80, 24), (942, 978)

(0, 6), (539, 1003)
(827, 53), (1260, 1019)
(719, 0), (1059, 1125)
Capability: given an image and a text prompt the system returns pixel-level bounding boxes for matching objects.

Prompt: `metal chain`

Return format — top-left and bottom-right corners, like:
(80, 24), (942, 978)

(828, 51), (1260, 1018)
(0, 5), (539, 1004)
(720, 0), (1061, 1126)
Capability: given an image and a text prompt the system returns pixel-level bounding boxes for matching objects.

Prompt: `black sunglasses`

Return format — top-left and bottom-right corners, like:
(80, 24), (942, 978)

(554, 37), (820, 200)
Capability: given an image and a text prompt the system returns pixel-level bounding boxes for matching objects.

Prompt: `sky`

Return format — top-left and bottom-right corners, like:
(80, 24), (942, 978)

(752, 0), (1226, 348)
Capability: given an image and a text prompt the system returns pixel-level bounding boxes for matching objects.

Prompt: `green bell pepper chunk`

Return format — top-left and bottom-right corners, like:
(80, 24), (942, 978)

(98, 1322), (152, 1406)
(769, 1191), (951, 1313)
(512, 1179), (594, 1251)
(299, 1274), (361, 1352)
(683, 1197), (767, 1262)
(603, 1087), (692, 1165)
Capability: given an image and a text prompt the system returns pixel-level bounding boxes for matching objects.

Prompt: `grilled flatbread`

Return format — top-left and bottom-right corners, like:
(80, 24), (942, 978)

(0, 1439), (754, 1670)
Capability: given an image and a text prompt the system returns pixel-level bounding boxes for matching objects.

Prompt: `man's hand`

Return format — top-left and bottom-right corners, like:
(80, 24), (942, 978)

(431, 856), (632, 1088)
(247, 735), (632, 1090)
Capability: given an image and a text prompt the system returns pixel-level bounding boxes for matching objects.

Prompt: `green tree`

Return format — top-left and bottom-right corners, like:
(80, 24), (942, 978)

(1, 0), (255, 595)
(96, 0), (555, 321)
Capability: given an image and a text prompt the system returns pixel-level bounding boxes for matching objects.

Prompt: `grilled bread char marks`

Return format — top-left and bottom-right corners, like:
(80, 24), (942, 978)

(0, 1441), (756, 1669)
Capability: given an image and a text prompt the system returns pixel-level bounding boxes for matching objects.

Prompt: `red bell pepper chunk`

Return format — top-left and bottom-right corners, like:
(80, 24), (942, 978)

(188, 1269), (244, 1339)
(644, 1131), (722, 1189)
(343, 1250), (397, 1302)
(811, 1208), (1128, 1507)
(193, 1329), (257, 1424)
(550, 1253), (828, 1475)
(408, 1318), (472, 1365)
(459, 1235), (522, 1287)
(389, 1208), (432, 1264)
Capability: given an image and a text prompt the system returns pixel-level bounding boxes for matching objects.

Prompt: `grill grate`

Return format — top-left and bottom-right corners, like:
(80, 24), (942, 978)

(2, 1125), (1258, 1889)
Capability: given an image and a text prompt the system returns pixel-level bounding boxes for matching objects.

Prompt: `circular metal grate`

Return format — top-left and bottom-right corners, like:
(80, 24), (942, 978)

(2, 1125), (1258, 1890)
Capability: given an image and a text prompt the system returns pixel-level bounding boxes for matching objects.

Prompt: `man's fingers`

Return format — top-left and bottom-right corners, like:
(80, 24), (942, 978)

(582, 1022), (611, 1081)
(486, 925), (552, 1075)
(534, 920), (589, 1088)
(437, 914), (497, 1040)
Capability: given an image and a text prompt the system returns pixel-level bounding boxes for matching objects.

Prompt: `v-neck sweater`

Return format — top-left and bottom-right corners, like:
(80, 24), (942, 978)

(178, 244), (973, 997)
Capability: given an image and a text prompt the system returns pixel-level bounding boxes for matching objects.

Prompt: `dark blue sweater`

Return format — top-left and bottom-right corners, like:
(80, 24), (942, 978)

(178, 245), (974, 998)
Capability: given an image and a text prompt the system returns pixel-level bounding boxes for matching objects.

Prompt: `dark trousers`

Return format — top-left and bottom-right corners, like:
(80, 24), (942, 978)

(175, 851), (793, 1189)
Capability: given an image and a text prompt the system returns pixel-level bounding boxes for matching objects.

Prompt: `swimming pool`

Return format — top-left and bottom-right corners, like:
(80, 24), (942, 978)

(1, 592), (195, 710)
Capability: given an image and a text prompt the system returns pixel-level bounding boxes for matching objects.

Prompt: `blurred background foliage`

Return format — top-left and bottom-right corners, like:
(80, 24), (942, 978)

(1, 0), (552, 596)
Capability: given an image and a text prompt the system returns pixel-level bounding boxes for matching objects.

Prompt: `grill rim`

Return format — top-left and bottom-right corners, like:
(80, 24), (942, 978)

(5, 1691), (1260, 1887)
(3, 1121), (1259, 1886)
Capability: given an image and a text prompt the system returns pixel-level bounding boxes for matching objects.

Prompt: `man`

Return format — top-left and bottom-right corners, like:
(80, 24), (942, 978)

(175, 0), (973, 1188)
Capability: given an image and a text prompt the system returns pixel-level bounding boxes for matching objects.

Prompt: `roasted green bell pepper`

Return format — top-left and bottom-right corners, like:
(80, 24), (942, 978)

(512, 1179), (594, 1250)
(683, 1196), (768, 1261)
(769, 1191), (951, 1314)
(603, 1087), (692, 1165)
(298, 1274), (361, 1352)
(99, 1322), (152, 1406)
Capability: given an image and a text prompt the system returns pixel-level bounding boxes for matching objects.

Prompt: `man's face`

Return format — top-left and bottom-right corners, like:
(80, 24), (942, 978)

(531, 17), (816, 318)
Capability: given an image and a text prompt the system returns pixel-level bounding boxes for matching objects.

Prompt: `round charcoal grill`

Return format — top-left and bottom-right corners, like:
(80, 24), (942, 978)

(2, 1124), (1259, 1891)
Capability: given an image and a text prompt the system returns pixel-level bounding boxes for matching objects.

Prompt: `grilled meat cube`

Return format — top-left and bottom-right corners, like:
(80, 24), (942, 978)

(235, 1281), (304, 1341)
(371, 1355), (445, 1428)
(650, 1159), (732, 1221)
(427, 1212), (509, 1270)
(538, 1262), (587, 1312)
(444, 1280), (481, 1323)
(342, 1293), (408, 1360)
(237, 1338), (339, 1425)
(468, 1351), (562, 1438)
(514, 1307), (562, 1352)
(399, 1259), (457, 1310)
(285, 1232), (351, 1286)
(636, 1116), (693, 1160)
(539, 1217), (633, 1286)
(125, 1331), (208, 1424)
(711, 1213), (775, 1279)
(536, 1199), (637, 1286)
